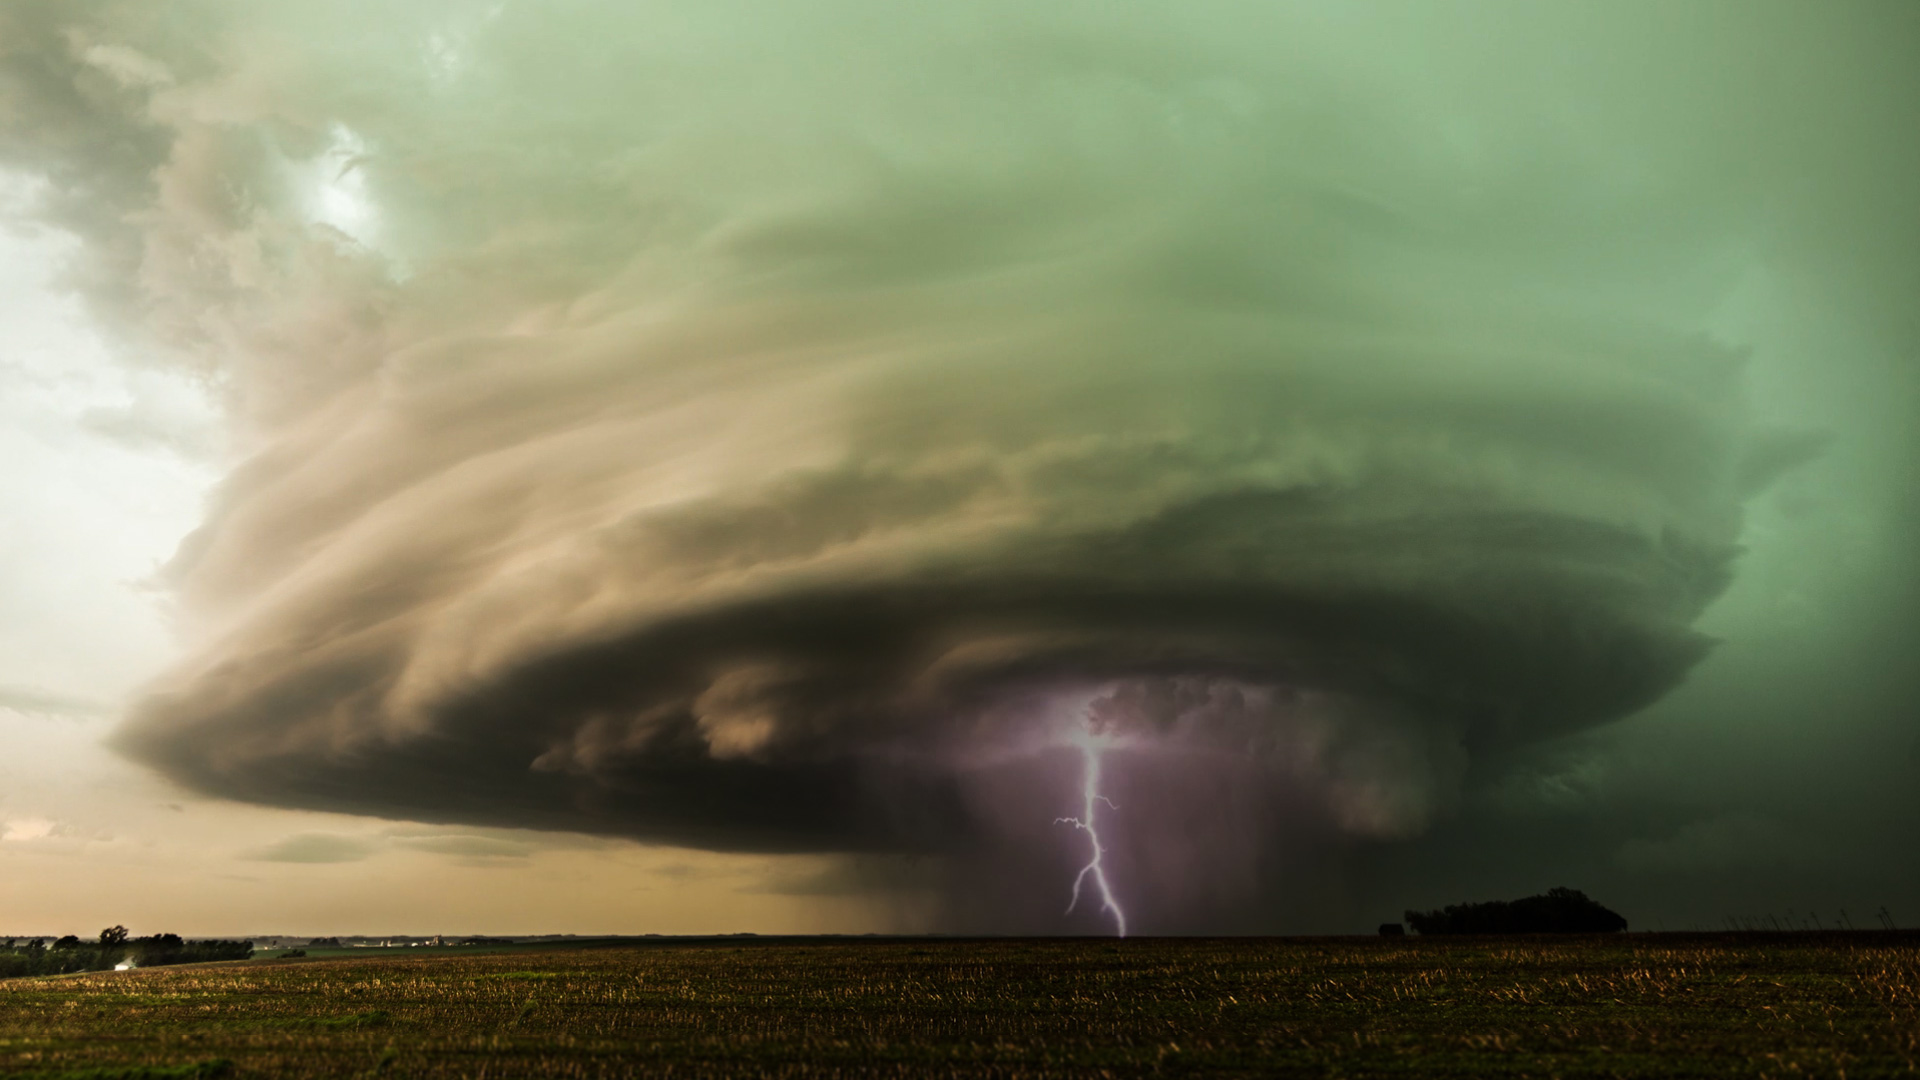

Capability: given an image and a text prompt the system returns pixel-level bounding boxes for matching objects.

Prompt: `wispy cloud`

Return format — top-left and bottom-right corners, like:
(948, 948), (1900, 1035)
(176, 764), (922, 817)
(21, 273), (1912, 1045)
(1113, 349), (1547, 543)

(241, 833), (378, 865)
(0, 685), (108, 719)
(1, 816), (63, 842)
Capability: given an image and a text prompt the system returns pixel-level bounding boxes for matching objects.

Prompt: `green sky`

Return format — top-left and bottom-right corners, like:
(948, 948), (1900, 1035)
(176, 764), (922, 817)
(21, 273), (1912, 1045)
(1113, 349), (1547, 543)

(0, 0), (1915, 935)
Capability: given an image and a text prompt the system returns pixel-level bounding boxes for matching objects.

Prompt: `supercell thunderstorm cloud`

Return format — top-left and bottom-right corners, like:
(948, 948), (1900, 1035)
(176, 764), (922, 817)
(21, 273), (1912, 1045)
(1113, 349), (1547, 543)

(5, 1), (1916, 932)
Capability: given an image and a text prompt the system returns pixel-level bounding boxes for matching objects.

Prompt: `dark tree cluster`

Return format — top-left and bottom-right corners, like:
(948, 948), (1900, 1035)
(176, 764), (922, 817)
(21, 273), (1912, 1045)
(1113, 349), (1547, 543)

(129, 932), (253, 967)
(0, 927), (253, 976)
(1405, 887), (1628, 935)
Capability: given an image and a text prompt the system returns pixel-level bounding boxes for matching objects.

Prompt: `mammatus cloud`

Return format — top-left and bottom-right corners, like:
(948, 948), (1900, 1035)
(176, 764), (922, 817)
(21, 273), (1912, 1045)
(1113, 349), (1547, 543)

(7, 1), (1910, 930)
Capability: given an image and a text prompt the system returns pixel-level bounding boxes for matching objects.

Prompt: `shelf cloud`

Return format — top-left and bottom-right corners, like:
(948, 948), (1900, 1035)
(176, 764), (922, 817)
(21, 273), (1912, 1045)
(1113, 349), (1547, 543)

(8, 0), (1910, 929)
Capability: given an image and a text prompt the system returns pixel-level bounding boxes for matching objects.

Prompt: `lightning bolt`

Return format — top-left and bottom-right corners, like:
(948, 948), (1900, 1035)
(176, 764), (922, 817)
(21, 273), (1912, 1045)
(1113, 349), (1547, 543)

(1054, 726), (1127, 938)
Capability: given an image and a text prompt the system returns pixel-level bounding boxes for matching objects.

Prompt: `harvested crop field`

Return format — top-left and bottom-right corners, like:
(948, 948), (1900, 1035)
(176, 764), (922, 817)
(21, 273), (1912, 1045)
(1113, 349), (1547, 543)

(2, 934), (1915, 1078)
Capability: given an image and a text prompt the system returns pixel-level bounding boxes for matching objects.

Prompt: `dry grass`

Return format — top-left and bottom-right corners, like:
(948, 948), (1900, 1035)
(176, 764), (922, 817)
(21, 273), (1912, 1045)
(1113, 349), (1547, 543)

(1, 934), (1915, 1077)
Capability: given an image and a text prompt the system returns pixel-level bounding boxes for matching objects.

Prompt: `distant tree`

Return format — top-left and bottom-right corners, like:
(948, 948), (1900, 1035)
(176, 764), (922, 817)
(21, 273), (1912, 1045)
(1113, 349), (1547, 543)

(4, 930), (252, 974)
(178, 939), (255, 963)
(1406, 887), (1628, 935)
(131, 933), (186, 966)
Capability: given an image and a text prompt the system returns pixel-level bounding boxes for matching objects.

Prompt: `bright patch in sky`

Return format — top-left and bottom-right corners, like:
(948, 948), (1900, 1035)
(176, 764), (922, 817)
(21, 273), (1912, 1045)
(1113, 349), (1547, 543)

(300, 126), (380, 248)
(0, 171), (218, 703)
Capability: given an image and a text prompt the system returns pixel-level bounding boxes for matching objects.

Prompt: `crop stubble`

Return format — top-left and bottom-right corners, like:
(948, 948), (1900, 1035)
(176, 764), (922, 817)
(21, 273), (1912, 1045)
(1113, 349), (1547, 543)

(1, 935), (1915, 1077)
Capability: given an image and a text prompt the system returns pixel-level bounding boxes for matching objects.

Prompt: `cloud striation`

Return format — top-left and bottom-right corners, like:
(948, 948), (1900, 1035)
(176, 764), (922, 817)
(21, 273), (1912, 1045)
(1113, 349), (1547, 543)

(1, 0), (1854, 929)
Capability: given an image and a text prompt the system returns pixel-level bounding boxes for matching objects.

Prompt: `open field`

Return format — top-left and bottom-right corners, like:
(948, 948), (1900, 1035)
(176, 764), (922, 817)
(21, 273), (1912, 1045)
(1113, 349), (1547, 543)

(2, 934), (1916, 1078)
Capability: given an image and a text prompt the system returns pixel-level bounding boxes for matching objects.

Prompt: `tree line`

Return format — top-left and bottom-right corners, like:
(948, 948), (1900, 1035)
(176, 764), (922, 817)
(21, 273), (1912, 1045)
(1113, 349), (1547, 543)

(1403, 887), (1629, 935)
(1, 927), (252, 977)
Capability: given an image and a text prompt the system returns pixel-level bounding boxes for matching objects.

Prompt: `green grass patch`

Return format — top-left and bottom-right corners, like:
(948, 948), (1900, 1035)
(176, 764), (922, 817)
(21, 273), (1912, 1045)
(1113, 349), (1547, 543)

(266, 1009), (391, 1031)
